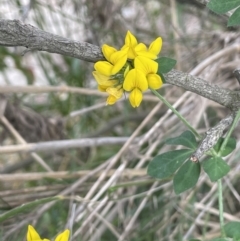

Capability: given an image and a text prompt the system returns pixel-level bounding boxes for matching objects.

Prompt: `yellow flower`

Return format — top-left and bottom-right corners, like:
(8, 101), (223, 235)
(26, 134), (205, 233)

(93, 30), (164, 108)
(135, 56), (162, 89)
(94, 45), (128, 75)
(122, 31), (162, 60)
(27, 225), (70, 241)
(123, 68), (148, 107)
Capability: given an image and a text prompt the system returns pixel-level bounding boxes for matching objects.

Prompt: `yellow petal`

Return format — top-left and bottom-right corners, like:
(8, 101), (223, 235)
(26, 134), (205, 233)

(135, 50), (157, 59)
(135, 56), (158, 75)
(106, 87), (123, 99)
(125, 31), (138, 47)
(106, 95), (117, 105)
(92, 71), (117, 86)
(123, 69), (148, 92)
(27, 225), (41, 241)
(55, 230), (70, 241)
(135, 43), (147, 52)
(148, 37), (162, 56)
(129, 88), (143, 108)
(94, 61), (113, 76)
(102, 44), (117, 62)
(98, 85), (108, 92)
(147, 74), (163, 89)
(110, 50), (128, 75)
(92, 71), (109, 83)
(123, 31), (138, 59)
(135, 43), (157, 59)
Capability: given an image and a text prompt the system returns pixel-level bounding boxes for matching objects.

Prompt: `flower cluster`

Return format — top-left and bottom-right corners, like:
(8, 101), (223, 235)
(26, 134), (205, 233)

(27, 225), (70, 241)
(93, 31), (163, 107)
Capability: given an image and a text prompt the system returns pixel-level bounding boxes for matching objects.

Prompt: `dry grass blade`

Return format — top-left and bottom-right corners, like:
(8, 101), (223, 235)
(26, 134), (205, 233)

(1, 1), (240, 241)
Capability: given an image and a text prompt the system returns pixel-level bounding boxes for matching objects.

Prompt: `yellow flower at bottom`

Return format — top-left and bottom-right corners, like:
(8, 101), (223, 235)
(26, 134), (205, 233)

(27, 225), (50, 241)
(55, 230), (70, 241)
(27, 225), (70, 241)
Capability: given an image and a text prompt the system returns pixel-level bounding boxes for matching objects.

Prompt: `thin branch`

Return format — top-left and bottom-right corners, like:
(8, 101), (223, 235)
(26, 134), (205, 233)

(0, 137), (136, 154)
(0, 169), (146, 181)
(0, 85), (107, 96)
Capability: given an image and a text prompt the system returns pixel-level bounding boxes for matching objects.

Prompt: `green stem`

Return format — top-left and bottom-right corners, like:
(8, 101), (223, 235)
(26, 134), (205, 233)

(0, 196), (62, 222)
(218, 179), (226, 237)
(150, 89), (200, 139)
(215, 110), (240, 237)
(219, 110), (240, 156)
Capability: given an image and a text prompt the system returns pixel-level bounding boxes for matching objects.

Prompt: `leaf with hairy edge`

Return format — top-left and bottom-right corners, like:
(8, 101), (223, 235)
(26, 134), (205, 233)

(202, 157), (230, 182)
(165, 130), (198, 149)
(207, 0), (240, 14)
(173, 160), (200, 194)
(156, 57), (177, 74)
(228, 7), (240, 26)
(147, 149), (193, 179)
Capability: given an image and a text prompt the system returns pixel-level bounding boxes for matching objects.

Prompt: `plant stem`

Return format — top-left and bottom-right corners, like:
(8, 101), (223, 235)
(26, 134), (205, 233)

(0, 196), (62, 222)
(150, 89), (200, 138)
(215, 111), (240, 237)
(219, 110), (240, 156)
(218, 179), (226, 237)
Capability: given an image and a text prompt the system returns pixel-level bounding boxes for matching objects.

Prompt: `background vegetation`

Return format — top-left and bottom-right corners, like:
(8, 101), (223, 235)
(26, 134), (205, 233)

(0, 0), (240, 240)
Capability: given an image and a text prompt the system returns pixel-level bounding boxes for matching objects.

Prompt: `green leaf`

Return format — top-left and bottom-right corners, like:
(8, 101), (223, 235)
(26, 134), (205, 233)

(202, 157), (230, 182)
(207, 0), (240, 14)
(147, 149), (193, 179)
(188, 240), (202, 241)
(225, 221), (240, 239)
(156, 57), (177, 74)
(165, 130), (198, 149)
(213, 137), (236, 157)
(228, 7), (240, 26)
(173, 160), (200, 194)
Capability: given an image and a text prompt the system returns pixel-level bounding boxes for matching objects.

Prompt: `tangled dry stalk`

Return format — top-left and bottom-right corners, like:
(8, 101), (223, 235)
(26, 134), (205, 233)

(0, 1), (240, 241)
